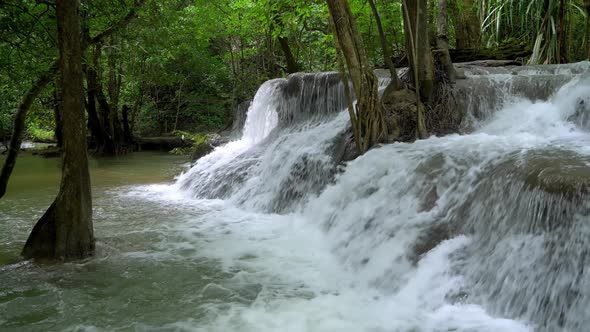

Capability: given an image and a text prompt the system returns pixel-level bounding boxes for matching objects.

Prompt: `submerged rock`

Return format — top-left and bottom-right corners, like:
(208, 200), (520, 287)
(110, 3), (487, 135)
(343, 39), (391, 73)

(522, 150), (590, 200)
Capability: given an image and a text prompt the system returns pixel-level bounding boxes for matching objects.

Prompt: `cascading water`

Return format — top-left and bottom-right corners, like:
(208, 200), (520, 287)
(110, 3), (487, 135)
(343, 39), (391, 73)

(172, 62), (590, 331)
(177, 72), (360, 212)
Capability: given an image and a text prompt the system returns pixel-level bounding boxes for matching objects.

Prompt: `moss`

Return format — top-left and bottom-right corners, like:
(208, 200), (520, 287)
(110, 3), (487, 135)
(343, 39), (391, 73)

(171, 131), (213, 161)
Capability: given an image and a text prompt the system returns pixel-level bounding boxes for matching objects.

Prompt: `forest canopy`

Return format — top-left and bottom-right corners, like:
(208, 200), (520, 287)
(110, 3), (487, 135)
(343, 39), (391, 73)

(1, 0), (589, 144)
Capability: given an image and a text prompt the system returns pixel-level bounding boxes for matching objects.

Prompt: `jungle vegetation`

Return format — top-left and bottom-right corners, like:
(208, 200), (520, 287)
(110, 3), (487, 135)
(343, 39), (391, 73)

(1, 0), (590, 260)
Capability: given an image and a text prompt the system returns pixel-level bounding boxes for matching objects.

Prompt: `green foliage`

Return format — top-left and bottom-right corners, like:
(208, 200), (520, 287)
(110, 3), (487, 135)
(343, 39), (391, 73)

(26, 122), (54, 142)
(172, 130), (206, 145)
(169, 130), (209, 158)
(477, 0), (588, 63)
(3, 0), (590, 149)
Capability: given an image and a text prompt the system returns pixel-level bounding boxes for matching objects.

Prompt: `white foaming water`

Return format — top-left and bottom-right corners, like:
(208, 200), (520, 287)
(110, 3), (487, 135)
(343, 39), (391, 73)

(242, 81), (281, 145)
(162, 65), (590, 331)
(175, 80), (281, 195)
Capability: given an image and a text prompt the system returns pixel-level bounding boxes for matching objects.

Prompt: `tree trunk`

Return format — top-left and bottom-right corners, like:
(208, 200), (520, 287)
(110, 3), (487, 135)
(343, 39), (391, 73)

(557, 0), (568, 63)
(174, 81), (183, 132)
(130, 84), (144, 135)
(327, 0), (386, 153)
(53, 81), (64, 148)
(402, 0), (430, 138)
(585, 0), (590, 59)
(403, 0), (434, 104)
(106, 36), (125, 149)
(452, 0), (481, 49)
(86, 45), (117, 154)
(436, 0), (456, 81)
(122, 105), (132, 144)
(278, 36), (299, 74)
(368, 0), (401, 90)
(22, 0), (94, 260)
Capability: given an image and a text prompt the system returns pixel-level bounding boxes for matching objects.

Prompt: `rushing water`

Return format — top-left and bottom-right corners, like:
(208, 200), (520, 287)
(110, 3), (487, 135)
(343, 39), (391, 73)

(2, 64), (590, 331)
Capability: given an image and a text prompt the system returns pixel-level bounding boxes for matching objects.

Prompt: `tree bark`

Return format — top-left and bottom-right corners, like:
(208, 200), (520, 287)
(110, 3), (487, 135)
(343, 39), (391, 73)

(368, 0), (401, 90)
(403, 0), (434, 104)
(278, 36), (299, 74)
(402, 0), (430, 138)
(436, 0), (456, 81)
(86, 44), (117, 154)
(557, 0), (568, 63)
(22, 0), (94, 260)
(174, 81), (183, 132)
(53, 80), (64, 148)
(327, 0), (386, 153)
(107, 36), (123, 135)
(122, 105), (132, 143)
(452, 0), (481, 49)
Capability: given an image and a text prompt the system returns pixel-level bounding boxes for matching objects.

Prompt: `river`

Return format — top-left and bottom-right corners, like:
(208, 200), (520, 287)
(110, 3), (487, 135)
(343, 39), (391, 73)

(2, 64), (590, 331)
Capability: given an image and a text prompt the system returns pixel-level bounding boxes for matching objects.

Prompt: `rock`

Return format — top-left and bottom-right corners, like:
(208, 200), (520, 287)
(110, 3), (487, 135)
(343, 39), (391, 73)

(205, 133), (228, 147)
(382, 87), (421, 142)
(409, 223), (450, 265)
(522, 150), (590, 200)
(190, 138), (214, 161)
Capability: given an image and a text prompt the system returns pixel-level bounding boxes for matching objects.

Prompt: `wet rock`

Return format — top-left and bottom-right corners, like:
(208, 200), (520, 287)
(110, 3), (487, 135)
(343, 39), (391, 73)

(190, 140), (214, 162)
(522, 150), (590, 200)
(409, 223), (450, 265)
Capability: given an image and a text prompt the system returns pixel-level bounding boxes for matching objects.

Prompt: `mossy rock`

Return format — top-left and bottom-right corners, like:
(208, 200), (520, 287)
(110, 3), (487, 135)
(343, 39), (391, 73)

(190, 141), (213, 161)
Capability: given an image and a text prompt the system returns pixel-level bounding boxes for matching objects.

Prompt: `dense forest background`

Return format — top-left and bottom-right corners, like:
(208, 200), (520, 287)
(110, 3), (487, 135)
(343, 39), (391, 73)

(2, 0), (590, 145)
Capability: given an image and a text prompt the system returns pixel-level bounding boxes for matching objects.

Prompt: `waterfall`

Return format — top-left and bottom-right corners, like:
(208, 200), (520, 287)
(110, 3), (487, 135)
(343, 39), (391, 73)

(176, 62), (590, 331)
(176, 72), (362, 212)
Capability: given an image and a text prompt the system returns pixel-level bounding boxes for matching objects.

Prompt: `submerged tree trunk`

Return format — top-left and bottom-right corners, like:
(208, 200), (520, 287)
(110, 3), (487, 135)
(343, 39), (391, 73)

(22, 0), (94, 260)
(327, 0), (387, 153)
(368, 0), (401, 90)
(436, 0), (456, 81)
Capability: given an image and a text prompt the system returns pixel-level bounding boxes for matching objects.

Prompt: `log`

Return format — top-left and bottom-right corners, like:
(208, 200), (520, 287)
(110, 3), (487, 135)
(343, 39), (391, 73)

(393, 39), (531, 67)
(136, 137), (192, 151)
(449, 47), (530, 63)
